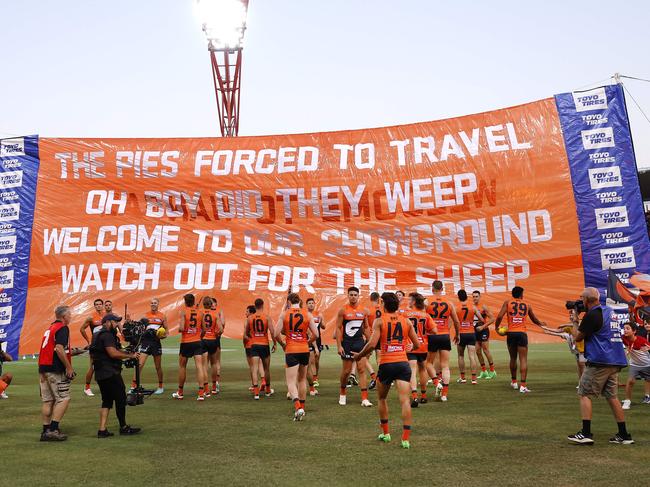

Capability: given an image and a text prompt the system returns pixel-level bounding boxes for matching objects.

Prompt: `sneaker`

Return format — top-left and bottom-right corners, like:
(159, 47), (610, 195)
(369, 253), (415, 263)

(440, 395), (448, 402)
(349, 374), (359, 386)
(369, 379), (377, 390)
(419, 397), (428, 404)
(511, 381), (519, 390)
(401, 440), (411, 449)
(83, 388), (95, 397)
(622, 399), (631, 410)
(456, 378), (467, 384)
(313, 380), (320, 387)
(204, 391), (211, 398)
(609, 433), (634, 445)
(154, 387), (164, 395)
(286, 392), (292, 400)
(211, 388), (218, 395)
(377, 433), (392, 443)
(254, 395), (260, 400)
(519, 386), (531, 394)
(172, 391), (184, 400)
(265, 389), (275, 397)
(567, 431), (594, 445)
(361, 399), (373, 407)
(0, 392), (8, 399)
(411, 398), (419, 408)
(197, 395), (205, 401)
(294, 408), (305, 421)
(248, 386), (255, 392)
(436, 382), (443, 392)
(477, 371), (488, 379)
(488, 370), (497, 379)
(427, 378), (433, 385)
(642, 395), (650, 404)
(215, 383), (221, 394)
(471, 379), (478, 385)
(42, 429), (67, 442)
(309, 390), (319, 397)
(119, 425), (141, 436)
(339, 395), (347, 406)
(97, 429), (114, 438)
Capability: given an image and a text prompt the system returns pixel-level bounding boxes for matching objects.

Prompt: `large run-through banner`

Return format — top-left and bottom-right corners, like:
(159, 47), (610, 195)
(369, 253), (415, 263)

(1, 84), (649, 357)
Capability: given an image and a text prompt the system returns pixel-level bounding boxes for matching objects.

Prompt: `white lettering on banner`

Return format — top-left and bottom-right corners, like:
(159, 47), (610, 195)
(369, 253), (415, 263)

(244, 230), (305, 257)
(0, 236), (16, 255)
(581, 127), (615, 150)
(195, 146), (319, 176)
(173, 263), (237, 290)
(0, 138), (25, 157)
(581, 114), (608, 127)
(0, 270), (13, 289)
(329, 267), (396, 294)
(0, 306), (11, 326)
(596, 191), (622, 204)
(572, 87), (608, 112)
(588, 166), (622, 189)
(0, 204), (19, 222)
(600, 247), (636, 270)
(601, 231), (630, 245)
(85, 190), (128, 214)
(193, 230), (233, 253)
(0, 170), (23, 189)
(44, 225), (180, 255)
(213, 190), (263, 219)
(588, 152), (615, 164)
(61, 263), (161, 292)
(276, 185), (366, 219)
(248, 265), (315, 292)
(0, 191), (18, 202)
(115, 151), (179, 177)
(594, 206), (629, 230)
(384, 173), (477, 212)
(56, 151), (105, 179)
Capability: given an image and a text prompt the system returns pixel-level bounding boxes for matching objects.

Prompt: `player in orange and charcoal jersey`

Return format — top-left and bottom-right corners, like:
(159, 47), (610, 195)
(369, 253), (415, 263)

(0, 345), (13, 399)
(472, 291), (496, 379)
(353, 292), (421, 449)
(495, 286), (547, 393)
(274, 293), (320, 421)
(200, 296), (223, 397)
(396, 290), (409, 314)
(406, 293), (436, 407)
(455, 290), (483, 385)
(132, 297), (167, 394)
(209, 296), (225, 393)
(172, 294), (208, 401)
(426, 280), (460, 402)
(306, 297), (325, 395)
(243, 305), (264, 391)
(245, 298), (276, 399)
(80, 298), (105, 396)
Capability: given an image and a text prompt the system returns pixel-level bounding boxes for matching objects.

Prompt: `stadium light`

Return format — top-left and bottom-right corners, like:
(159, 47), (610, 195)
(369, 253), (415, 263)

(195, 0), (249, 136)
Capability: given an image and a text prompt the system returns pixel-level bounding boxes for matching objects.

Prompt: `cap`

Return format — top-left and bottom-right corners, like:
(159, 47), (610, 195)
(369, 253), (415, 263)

(101, 313), (123, 324)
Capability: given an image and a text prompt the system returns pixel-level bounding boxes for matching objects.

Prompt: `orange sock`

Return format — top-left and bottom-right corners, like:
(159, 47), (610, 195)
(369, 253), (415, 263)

(489, 363), (495, 372)
(380, 419), (389, 434)
(402, 425), (411, 441)
(460, 373), (466, 380)
(411, 390), (417, 400)
(442, 384), (449, 396)
(204, 383), (209, 394)
(265, 385), (271, 394)
(131, 380), (137, 389)
(481, 365), (487, 372)
(158, 381), (163, 388)
(340, 386), (347, 396)
(261, 378), (266, 387)
(420, 389), (427, 399)
(433, 377), (439, 387)
(212, 381), (217, 389)
(361, 389), (368, 401)
(198, 387), (204, 397)
(253, 384), (259, 396)
(178, 386), (184, 394)
(471, 374), (477, 381)
(299, 399), (306, 410)
(314, 375), (319, 381)
(85, 382), (90, 389)
(293, 398), (300, 411)
(520, 381), (527, 388)
(310, 385), (315, 393)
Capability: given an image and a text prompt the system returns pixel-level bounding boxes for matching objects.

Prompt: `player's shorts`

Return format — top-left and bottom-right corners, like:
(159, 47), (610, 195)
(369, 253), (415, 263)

(245, 347), (252, 357)
(475, 328), (490, 342)
(285, 352), (310, 368)
(377, 362), (412, 385)
(39, 372), (71, 403)
(341, 339), (365, 360)
(309, 336), (324, 353)
(459, 333), (477, 347)
(629, 365), (650, 380)
(202, 339), (220, 355)
(138, 336), (162, 356)
(179, 341), (206, 358)
(251, 344), (270, 359)
(427, 334), (451, 352)
(578, 364), (622, 399)
(407, 352), (427, 363)
(506, 332), (528, 348)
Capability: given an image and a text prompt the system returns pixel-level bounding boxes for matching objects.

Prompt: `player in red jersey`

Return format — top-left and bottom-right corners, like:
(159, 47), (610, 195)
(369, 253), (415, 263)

(172, 294), (208, 401)
(495, 286), (546, 393)
(336, 286), (372, 407)
(209, 296), (225, 393)
(353, 292), (421, 449)
(245, 298), (275, 400)
(0, 346), (13, 400)
(274, 293), (320, 421)
(243, 305), (262, 392)
(132, 297), (167, 395)
(472, 291), (496, 379)
(455, 290), (483, 385)
(80, 298), (105, 396)
(200, 296), (223, 397)
(306, 297), (325, 395)
(426, 280), (460, 402)
(405, 293), (436, 407)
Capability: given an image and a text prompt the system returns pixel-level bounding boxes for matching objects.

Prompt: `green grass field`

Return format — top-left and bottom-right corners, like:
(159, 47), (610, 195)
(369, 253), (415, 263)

(1, 339), (647, 486)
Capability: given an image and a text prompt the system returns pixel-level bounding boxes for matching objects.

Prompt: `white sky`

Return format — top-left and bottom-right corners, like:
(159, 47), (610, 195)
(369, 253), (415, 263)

(1, 0), (649, 167)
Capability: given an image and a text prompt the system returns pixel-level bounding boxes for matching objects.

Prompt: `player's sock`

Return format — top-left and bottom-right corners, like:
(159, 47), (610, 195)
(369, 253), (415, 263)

(178, 386), (184, 395)
(310, 385), (316, 393)
(131, 380), (137, 389)
(158, 381), (163, 389)
(292, 398), (300, 411)
(511, 375), (517, 382)
(420, 389), (427, 399)
(370, 372), (377, 381)
(489, 363), (495, 372)
(437, 372), (442, 381)
(520, 380), (527, 388)
(361, 389), (369, 401)
(442, 384), (449, 396)
(253, 384), (259, 396)
(198, 387), (204, 397)
(261, 378), (266, 388)
(471, 374), (477, 382)
(380, 419), (389, 434)
(433, 377), (439, 387)
(340, 386), (347, 396)
(460, 372), (466, 380)
(212, 381), (217, 389)
(411, 390), (417, 400)
(582, 419), (592, 435)
(617, 422), (629, 436)
(402, 425), (411, 441)
(265, 384), (271, 394)
(42, 424), (50, 433)
(85, 382), (91, 390)
(480, 365), (487, 372)
(299, 399), (306, 409)
(50, 420), (60, 432)
(203, 383), (209, 394)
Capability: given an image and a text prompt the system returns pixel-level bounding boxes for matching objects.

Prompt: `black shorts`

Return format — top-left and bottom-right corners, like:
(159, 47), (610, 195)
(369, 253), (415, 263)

(459, 333), (476, 347)
(341, 339), (365, 360)
(285, 352), (310, 368)
(407, 353), (427, 363)
(251, 344), (270, 359)
(138, 337), (162, 356)
(179, 341), (206, 358)
(245, 347), (252, 357)
(377, 362), (412, 385)
(475, 328), (490, 342)
(427, 334), (451, 352)
(203, 339), (220, 355)
(309, 336), (324, 353)
(507, 332), (528, 348)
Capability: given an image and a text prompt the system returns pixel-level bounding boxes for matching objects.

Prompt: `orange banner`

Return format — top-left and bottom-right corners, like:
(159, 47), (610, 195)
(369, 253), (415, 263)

(21, 97), (583, 353)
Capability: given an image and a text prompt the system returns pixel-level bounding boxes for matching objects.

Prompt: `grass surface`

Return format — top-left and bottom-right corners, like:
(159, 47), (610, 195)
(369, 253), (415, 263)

(1, 339), (647, 486)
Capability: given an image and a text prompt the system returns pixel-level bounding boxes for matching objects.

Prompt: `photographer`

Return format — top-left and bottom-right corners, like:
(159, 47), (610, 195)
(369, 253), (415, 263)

(90, 313), (141, 438)
(567, 287), (633, 445)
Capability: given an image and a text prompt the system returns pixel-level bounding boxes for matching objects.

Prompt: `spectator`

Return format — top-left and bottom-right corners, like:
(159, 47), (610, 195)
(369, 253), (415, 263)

(621, 323), (650, 409)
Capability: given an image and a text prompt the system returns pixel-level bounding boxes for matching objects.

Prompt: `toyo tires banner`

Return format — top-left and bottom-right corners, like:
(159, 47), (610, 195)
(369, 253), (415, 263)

(2, 84), (648, 357)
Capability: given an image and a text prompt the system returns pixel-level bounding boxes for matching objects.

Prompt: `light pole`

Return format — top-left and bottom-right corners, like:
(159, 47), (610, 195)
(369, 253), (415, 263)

(196, 0), (249, 137)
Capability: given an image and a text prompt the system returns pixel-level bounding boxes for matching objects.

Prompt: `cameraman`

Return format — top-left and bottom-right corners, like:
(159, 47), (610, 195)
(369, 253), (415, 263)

(567, 287), (633, 445)
(90, 313), (141, 438)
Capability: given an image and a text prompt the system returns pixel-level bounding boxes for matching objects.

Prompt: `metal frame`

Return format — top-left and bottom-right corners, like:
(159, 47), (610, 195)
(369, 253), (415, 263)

(209, 44), (243, 137)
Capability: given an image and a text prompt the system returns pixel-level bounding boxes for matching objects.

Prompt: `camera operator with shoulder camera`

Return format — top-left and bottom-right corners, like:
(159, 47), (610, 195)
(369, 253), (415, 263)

(90, 313), (142, 438)
(567, 287), (633, 446)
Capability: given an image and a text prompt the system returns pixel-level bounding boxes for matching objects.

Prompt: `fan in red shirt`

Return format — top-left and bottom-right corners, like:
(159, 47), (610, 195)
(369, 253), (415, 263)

(621, 323), (650, 410)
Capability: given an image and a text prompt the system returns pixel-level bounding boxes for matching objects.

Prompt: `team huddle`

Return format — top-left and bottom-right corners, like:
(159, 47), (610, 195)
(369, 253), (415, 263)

(69, 280), (547, 448)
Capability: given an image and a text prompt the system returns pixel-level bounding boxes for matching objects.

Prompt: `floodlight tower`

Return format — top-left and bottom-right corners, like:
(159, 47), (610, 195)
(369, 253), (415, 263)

(196, 0), (249, 137)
